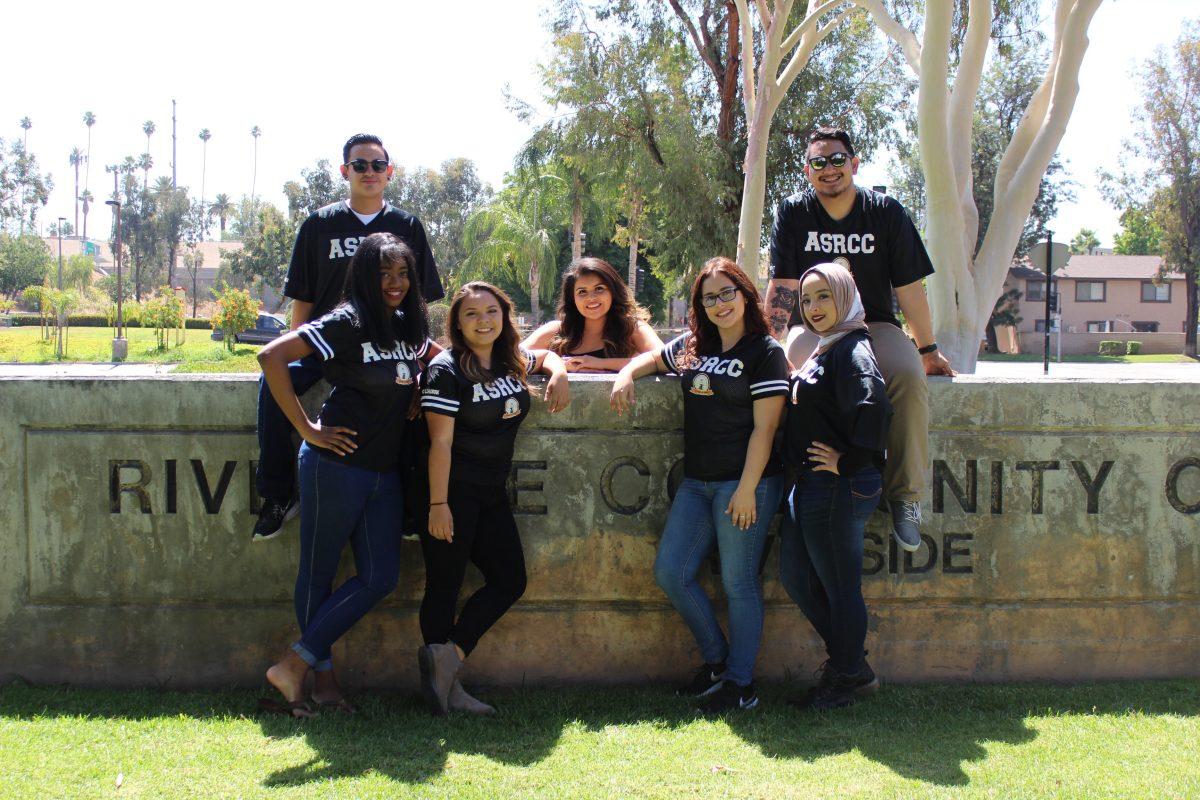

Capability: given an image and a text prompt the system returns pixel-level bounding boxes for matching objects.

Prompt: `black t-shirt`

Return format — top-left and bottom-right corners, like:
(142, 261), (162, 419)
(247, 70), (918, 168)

(769, 187), (934, 327)
(296, 304), (432, 472)
(420, 348), (539, 486)
(283, 201), (445, 319)
(661, 332), (789, 482)
(785, 330), (892, 477)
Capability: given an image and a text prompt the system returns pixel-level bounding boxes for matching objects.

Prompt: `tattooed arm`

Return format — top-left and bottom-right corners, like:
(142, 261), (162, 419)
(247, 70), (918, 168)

(764, 279), (800, 340)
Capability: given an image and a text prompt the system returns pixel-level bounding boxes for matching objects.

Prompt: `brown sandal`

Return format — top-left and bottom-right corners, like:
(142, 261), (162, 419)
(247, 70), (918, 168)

(257, 697), (316, 718)
(312, 696), (358, 715)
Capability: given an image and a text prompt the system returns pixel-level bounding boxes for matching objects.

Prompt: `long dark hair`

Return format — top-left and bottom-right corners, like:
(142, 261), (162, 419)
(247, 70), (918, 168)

(338, 232), (428, 349)
(685, 256), (769, 363)
(549, 257), (644, 357)
(446, 281), (529, 385)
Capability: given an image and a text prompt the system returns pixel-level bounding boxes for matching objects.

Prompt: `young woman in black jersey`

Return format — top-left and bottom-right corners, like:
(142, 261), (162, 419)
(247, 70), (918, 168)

(779, 262), (892, 711)
(610, 257), (789, 714)
(417, 281), (569, 716)
(523, 257), (662, 372)
(256, 232), (436, 718)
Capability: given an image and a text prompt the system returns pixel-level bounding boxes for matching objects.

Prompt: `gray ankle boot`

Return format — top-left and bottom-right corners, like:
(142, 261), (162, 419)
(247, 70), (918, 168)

(449, 679), (496, 715)
(418, 642), (462, 716)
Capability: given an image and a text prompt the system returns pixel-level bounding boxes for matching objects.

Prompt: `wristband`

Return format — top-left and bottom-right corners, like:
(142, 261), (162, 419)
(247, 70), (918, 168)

(430, 501), (447, 506)
(917, 342), (939, 355)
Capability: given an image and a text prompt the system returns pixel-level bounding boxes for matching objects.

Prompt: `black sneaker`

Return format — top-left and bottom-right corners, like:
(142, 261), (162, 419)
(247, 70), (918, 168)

(891, 500), (923, 552)
(698, 680), (758, 714)
(252, 497), (299, 542)
(806, 662), (881, 711)
(787, 658), (835, 708)
(676, 662), (725, 697)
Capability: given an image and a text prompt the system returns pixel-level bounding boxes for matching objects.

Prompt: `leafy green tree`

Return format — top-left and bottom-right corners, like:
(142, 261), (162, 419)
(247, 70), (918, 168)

(222, 203), (295, 308)
(1112, 203), (1164, 256)
(212, 283), (258, 350)
(0, 234), (51, 296)
(283, 160), (341, 222)
(141, 286), (185, 350)
(64, 253), (94, 291)
(152, 176), (190, 286)
(1070, 228), (1100, 255)
(386, 157), (492, 272)
(0, 139), (53, 234)
(461, 175), (569, 324)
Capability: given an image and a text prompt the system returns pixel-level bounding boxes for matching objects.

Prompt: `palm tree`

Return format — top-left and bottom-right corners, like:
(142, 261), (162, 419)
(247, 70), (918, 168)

(69, 148), (84, 235)
(250, 126), (262, 201)
(79, 190), (93, 241)
(82, 112), (96, 194)
(198, 128), (211, 236)
(19, 117), (31, 149)
(210, 193), (232, 235)
(461, 178), (567, 324)
(143, 120), (155, 154)
(139, 153), (154, 192)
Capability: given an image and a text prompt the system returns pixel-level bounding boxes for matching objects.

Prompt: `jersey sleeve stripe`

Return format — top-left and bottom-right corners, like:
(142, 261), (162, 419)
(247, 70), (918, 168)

(416, 338), (431, 359)
(297, 324), (334, 361)
(749, 380), (790, 396)
(420, 397), (460, 412)
(661, 346), (676, 373)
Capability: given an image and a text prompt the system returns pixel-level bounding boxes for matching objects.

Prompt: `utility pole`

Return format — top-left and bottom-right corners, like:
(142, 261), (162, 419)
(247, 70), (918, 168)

(171, 99), (178, 189)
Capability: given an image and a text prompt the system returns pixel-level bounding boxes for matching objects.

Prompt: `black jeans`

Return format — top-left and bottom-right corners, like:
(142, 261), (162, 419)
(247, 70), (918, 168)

(779, 468), (882, 675)
(256, 354), (324, 501)
(418, 479), (527, 656)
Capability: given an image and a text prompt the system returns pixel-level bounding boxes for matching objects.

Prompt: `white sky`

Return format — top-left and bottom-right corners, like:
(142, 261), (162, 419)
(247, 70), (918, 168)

(3, 0), (1193, 249)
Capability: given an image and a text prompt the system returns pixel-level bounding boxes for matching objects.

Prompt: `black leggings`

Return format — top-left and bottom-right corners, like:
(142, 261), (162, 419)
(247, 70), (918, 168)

(418, 479), (527, 656)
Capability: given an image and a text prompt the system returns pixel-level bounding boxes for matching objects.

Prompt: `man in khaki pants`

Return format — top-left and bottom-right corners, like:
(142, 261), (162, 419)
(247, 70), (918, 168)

(764, 127), (956, 551)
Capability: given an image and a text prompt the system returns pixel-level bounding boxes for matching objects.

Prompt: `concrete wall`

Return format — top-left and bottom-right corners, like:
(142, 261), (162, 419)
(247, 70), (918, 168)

(1014, 331), (1187, 356)
(1, 374), (1197, 688)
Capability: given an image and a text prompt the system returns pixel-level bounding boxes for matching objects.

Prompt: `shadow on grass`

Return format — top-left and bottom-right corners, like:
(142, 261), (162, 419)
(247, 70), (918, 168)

(3, 679), (1196, 789)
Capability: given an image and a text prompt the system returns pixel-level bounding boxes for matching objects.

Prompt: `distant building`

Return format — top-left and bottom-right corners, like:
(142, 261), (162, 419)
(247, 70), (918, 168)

(1000, 254), (1187, 354)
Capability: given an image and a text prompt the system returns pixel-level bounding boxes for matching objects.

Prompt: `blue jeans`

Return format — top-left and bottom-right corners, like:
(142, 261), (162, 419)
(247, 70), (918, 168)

(256, 354), (324, 501)
(653, 474), (784, 687)
(779, 468), (882, 675)
(292, 443), (403, 670)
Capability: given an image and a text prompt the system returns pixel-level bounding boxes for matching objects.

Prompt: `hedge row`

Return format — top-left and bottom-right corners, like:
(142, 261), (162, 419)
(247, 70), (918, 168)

(1098, 340), (1142, 356)
(4, 314), (212, 330)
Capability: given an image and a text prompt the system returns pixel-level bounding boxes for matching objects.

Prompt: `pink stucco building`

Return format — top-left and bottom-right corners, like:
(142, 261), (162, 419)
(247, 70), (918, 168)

(1001, 254), (1188, 354)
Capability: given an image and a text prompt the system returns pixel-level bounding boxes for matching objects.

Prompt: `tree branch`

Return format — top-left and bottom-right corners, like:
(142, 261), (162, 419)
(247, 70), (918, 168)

(776, 3), (855, 98)
(947, 0), (992, 201)
(734, 0), (757, 119)
(669, 0), (723, 83)
(849, 0), (921, 72)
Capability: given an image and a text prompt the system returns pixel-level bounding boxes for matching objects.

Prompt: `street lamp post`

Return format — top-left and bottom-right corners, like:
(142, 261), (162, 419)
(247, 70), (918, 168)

(105, 199), (127, 361)
(56, 217), (65, 291)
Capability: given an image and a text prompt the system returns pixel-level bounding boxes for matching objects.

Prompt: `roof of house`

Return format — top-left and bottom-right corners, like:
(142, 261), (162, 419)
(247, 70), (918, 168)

(1055, 254), (1182, 281)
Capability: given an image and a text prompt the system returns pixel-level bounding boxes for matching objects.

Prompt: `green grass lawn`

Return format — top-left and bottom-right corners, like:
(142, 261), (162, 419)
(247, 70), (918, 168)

(978, 352), (1194, 364)
(0, 326), (262, 372)
(0, 681), (1195, 799)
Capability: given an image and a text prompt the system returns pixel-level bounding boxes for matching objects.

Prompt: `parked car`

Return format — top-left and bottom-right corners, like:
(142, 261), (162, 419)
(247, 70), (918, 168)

(211, 312), (287, 345)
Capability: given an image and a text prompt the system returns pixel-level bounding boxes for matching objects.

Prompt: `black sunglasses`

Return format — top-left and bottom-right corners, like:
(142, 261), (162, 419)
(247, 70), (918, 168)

(345, 158), (390, 174)
(807, 152), (851, 170)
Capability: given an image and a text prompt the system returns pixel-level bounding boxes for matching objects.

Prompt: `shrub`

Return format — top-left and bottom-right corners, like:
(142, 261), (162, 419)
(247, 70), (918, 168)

(212, 283), (258, 351)
(142, 288), (186, 350)
(427, 303), (450, 343)
(1126, 341), (1142, 355)
(185, 318), (212, 330)
(1097, 340), (1124, 356)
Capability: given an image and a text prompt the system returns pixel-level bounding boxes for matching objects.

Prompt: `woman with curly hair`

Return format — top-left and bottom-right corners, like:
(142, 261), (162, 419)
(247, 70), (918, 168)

(523, 257), (662, 372)
(610, 257), (789, 714)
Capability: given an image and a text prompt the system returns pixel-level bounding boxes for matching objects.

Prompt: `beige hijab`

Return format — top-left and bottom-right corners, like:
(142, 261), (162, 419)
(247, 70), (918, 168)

(799, 262), (867, 354)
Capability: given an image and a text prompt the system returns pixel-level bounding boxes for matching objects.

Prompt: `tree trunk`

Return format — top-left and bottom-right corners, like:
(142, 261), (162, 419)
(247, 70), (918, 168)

(984, 320), (998, 353)
(529, 257), (541, 326)
(192, 276), (198, 318)
(627, 195), (643, 293)
(571, 194), (583, 262)
(73, 164), (79, 236)
(1186, 273), (1197, 358)
(735, 101), (773, 277)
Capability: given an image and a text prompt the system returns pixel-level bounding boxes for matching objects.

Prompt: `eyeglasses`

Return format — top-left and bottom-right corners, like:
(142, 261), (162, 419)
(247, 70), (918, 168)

(345, 159), (390, 174)
(701, 286), (739, 307)
(807, 152), (851, 171)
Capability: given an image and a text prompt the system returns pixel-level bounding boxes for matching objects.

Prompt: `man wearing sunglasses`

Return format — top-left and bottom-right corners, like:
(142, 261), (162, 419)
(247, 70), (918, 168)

(251, 132), (445, 542)
(764, 127), (955, 553)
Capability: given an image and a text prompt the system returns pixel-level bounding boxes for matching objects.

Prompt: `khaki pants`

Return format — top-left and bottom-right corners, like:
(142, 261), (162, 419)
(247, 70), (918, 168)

(786, 322), (928, 502)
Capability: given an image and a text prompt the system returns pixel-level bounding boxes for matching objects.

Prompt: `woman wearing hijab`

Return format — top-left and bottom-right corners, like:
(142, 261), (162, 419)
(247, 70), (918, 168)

(780, 262), (893, 711)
